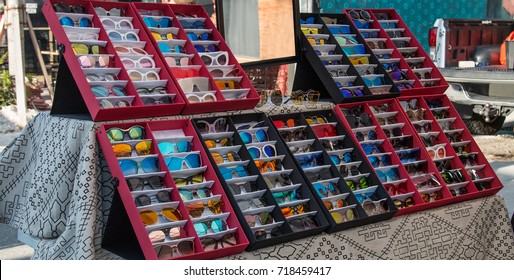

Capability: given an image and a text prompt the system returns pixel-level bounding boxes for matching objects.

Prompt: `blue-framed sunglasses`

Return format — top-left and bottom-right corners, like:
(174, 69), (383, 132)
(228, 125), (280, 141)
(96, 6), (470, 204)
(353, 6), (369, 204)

(239, 129), (268, 144)
(119, 157), (159, 176)
(194, 44), (220, 53)
(376, 168), (400, 183)
(342, 45), (366, 55)
(296, 153), (323, 169)
(362, 76), (384, 87)
(180, 19), (205, 29)
(362, 143), (383, 155)
(144, 17), (171, 28)
(219, 165), (248, 180)
(158, 42), (185, 53)
(187, 32), (213, 41)
(330, 152), (354, 165)
(329, 26), (351, 35)
(300, 17), (315, 24)
(369, 155), (390, 168)
(397, 148), (421, 164)
(158, 141), (192, 154)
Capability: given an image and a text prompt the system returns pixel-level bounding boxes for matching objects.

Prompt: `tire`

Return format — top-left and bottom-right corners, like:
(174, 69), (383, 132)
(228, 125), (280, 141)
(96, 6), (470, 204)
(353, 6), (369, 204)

(463, 113), (505, 135)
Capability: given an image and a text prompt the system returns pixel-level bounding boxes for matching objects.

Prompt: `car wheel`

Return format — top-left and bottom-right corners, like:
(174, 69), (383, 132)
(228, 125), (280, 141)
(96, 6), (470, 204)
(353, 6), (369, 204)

(463, 113), (505, 135)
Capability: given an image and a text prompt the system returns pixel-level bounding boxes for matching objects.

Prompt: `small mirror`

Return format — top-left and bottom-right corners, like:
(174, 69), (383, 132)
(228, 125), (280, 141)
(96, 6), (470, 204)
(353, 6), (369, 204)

(219, 0), (299, 64)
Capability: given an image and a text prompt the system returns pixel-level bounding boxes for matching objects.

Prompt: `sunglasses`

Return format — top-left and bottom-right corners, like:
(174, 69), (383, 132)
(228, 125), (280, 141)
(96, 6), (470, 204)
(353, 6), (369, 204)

(107, 30), (139, 42)
(376, 168), (400, 183)
(187, 31), (214, 41)
(413, 122), (432, 133)
(290, 90), (320, 105)
(349, 56), (370, 65)
(148, 226), (187, 244)
(307, 37), (325, 45)
(140, 207), (182, 226)
(273, 119), (298, 129)
(289, 217), (318, 232)
(279, 127), (307, 142)
(187, 92), (218, 104)
(296, 153), (322, 169)
(449, 186), (468, 197)
(112, 140), (152, 158)
(334, 35), (359, 46)
(362, 76), (384, 87)
(362, 143), (383, 155)
(144, 16), (171, 28)
(59, 16), (92, 27)
(368, 155), (390, 168)
(247, 145), (276, 159)
(119, 157), (159, 176)
(397, 148), (420, 164)
(67, 32), (98, 40)
(219, 165), (248, 180)
(186, 199), (224, 218)
(107, 125), (145, 141)
(71, 43), (105, 55)
(329, 26), (351, 35)
(136, 86), (167, 96)
(173, 173), (204, 187)
(330, 152), (355, 165)
(200, 52), (229, 67)
(420, 191), (441, 203)
(101, 17), (133, 29)
(427, 145), (446, 160)
(329, 68), (348, 77)
(127, 69), (160, 82)
(91, 85), (125, 97)
(415, 174), (442, 190)
(201, 233), (236, 251)
(441, 170), (465, 184)
(344, 108), (372, 128)
(245, 212), (273, 227)
(77, 55), (112, 68)
(255, 159), (283, 173)
(121, 57), (155, 68)
(85, 72), (117, 82)
(311, 124), (337, 138)
(204, 138), (232, 149)
(164, 56), (189, 67)
(281, 203), (309, 217)
(476, 182), (492, 191)
(393, 197), (415, 209)
(300, 17), (316, 24)
(273, 190), (300, 204)
(127, 176), (164, 191)
(212, 150), (240, 164)
(320, 138), (345, 151)
(135, 190), (172, 207)
(360, 198), (389, 216)
(390, 136), (410, 150)
(408, 61), (425, 69)
(179, 19), (205, 29)
(367, 40), (387, 50)
(158, 42), (186, 53)
(346, 177), (369, 191)
(354, 65), (377, 76)
(196, 118), (228, 134)
(313, 182), (340, 198)
(239, 129), (268, 144)
(455, 144), (472, 156)
(179, 187), (212, 201)
(341, 45), (366, 56)
(238, 198), (266, 211)
(194, 219), (227, 236)
(194, 44), (220, 53)
(355, 130), (377, 142)
(289, 143), (313, 154)
(341, 88), (364, 98)
(151, 31), (174, 40)
(405, 162), (426, 177)
(459, 153), (478, 167)
(301, 27), (318, 35)
(164, 154), (201, 171)
(114, 46), (148, 55)
(339, 164), (360, 177)
(54, 3), (86, 13)
(324, 197), (348, 210)
(153, 240), (194, 260)
(228, 181), (259, 195)
(331, 208), (358, 223)
(263, 173), (292, 189)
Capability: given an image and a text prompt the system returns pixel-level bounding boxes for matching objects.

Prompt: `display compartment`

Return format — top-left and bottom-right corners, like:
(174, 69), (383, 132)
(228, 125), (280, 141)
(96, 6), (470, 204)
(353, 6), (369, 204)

(42, 0), (186, 121)
(131, 2), (259, 115)
(363, 99), (456, 214)
(344, 9), (448, 96)
(297, 13), (401, 104)
(417, 94), (503, 198)
(193, 114), (329, 251)
(334, 103), (428, 215)
(397, 95), (495, 204)
(97, 119), (248, 260)
(270, 111), (397, 231)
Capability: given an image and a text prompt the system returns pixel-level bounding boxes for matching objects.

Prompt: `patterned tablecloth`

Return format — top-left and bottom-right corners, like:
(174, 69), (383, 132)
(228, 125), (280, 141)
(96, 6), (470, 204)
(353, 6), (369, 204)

(1, 112), (513, 260)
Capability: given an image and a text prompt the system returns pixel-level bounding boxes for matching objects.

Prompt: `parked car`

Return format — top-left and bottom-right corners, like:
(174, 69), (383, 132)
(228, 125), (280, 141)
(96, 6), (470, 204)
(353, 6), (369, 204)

(429, 18), (514, 134)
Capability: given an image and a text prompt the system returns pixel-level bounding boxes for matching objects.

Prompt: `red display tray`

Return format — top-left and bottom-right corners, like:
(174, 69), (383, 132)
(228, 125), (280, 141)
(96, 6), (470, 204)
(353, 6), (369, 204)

(97, 119), (248, 259)
(131, 2), (260, 114)
(343, 9), (449, 96)
(43, 0), (186, 121)
(398, 94), (503, 202)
